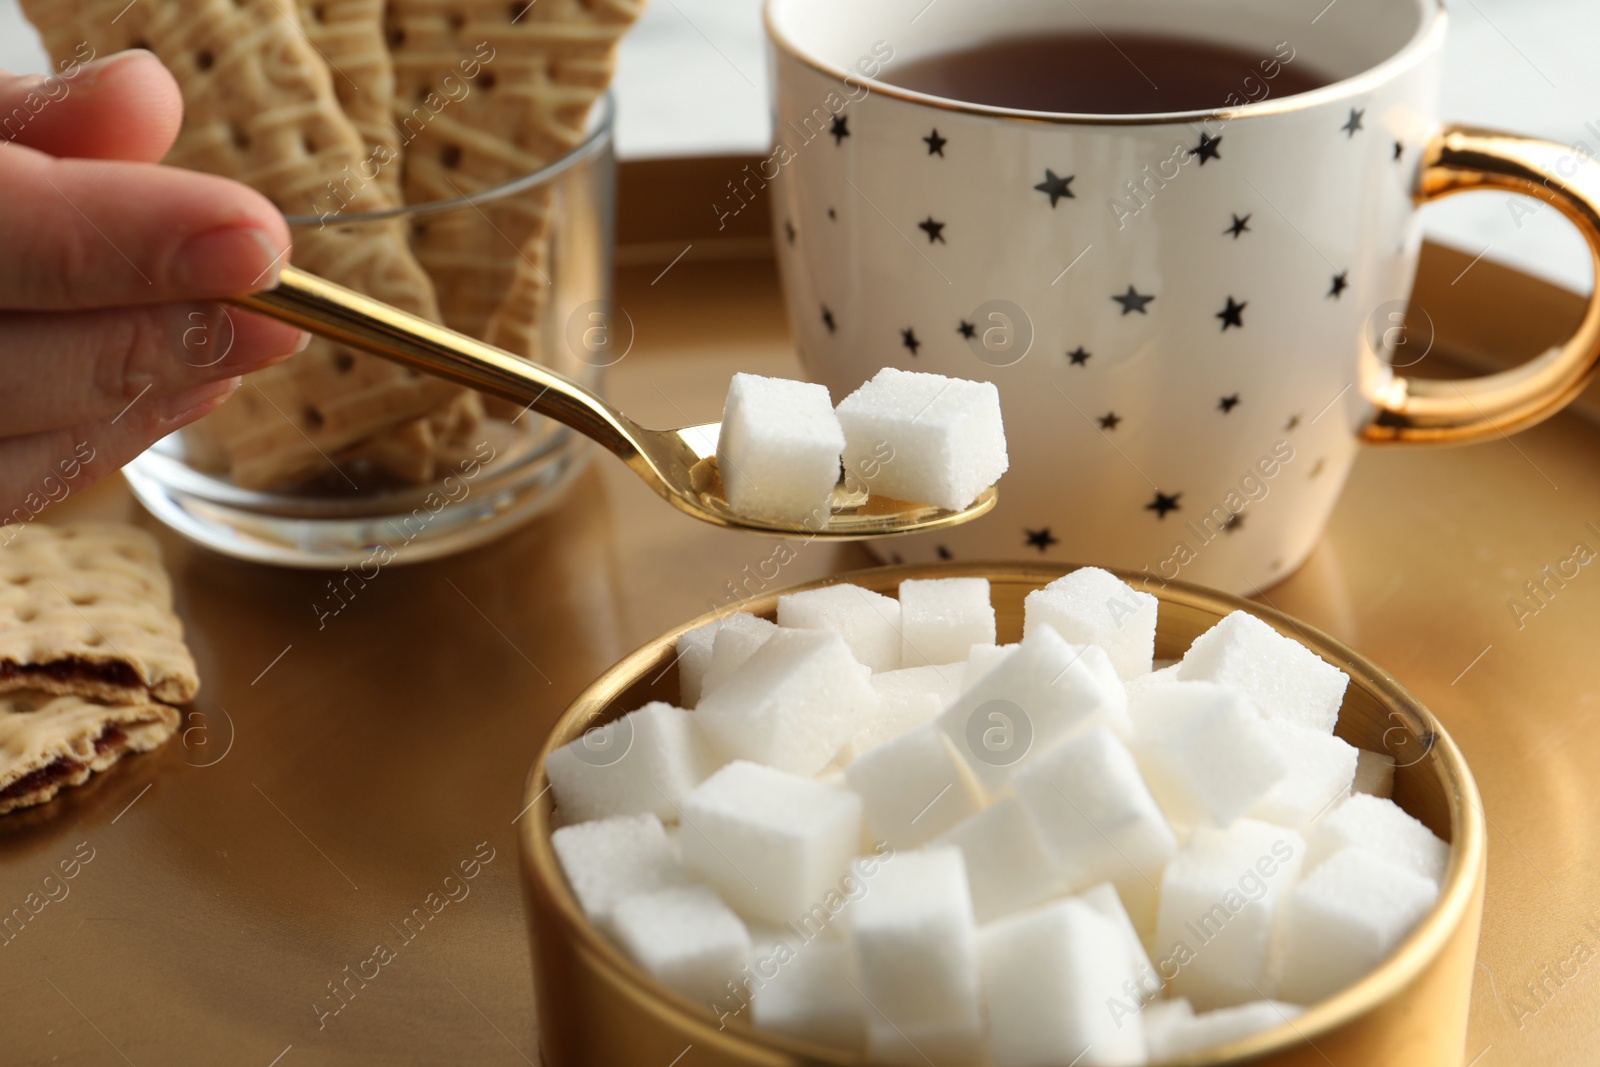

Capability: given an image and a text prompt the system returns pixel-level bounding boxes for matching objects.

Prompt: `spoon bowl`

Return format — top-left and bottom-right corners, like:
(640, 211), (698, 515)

(230, 267), (996, 539)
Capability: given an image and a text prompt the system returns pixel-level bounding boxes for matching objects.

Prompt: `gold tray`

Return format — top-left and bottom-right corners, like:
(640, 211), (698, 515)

(0, 243), (1588, 1064)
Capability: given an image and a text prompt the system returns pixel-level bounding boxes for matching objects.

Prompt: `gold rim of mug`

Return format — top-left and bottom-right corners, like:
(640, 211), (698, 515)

(761, 0), (1447, 128)
(520, 561), (1487, 1065)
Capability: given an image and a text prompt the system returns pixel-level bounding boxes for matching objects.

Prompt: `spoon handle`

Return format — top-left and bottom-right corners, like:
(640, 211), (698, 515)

(229, 265), (638, 458)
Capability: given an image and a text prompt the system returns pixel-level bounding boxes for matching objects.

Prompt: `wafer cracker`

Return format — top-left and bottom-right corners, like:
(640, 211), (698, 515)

(21, 0), (471, 490)
(344, 410), (437, 483)
(296, 0), (404, 201)
(0, 691), (179, 815)
(0, 524), (198, 706)
(385, 0), (641, 351)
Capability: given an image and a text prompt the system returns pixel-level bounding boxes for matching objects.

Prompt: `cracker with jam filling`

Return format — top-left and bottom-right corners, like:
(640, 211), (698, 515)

(0, 524), (199, 705)
(0, 691), (179, 815)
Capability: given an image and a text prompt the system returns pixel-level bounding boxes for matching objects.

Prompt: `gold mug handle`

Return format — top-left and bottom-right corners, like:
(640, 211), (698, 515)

(1364, 123), (1600, 444)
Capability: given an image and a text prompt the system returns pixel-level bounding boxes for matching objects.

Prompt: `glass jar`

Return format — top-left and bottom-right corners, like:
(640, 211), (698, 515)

(125, 96), (617, 567)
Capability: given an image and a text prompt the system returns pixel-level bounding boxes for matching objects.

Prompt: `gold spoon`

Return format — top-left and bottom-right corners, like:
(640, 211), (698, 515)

(229, 267), (997, 539)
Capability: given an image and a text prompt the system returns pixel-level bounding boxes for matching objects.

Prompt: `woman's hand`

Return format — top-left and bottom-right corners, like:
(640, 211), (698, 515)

(0, 49), (308, 522)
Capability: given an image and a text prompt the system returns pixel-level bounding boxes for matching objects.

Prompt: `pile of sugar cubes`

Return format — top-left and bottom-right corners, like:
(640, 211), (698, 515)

(547, 568), (1450, 1066)
(715, 367), (1008, 523)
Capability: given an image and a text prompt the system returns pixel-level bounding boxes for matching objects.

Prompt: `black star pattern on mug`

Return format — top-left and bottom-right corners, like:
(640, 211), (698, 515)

(1034, 169), (1076, 207)
(1216, 297), (1246, 330)
(901, 327), (921, 355)
(918, 217), (947, 244)
(924, 128), (947, 156)
(784, 219), (796, 245)
(1310, 458), (1327, 479)
(957, 320), (977, 339)
(830, 114), (850, 144)
(1226, 213), (1251, 238)
(1221, 513), (1244, 534)
(1112, 286), (1155, 315)
(1285, 413), (1301, 431)
(1098, 412), (1122, 430)
(1146, 491), (1182, 519)
(1393, 140), (1404, 161)
(1218, 393), (1241, 414)
(827, 207), (837, 221)
(889, 551), (905, 565)
(1025, 527), (1058, 552)
(1328, 271), (1349, 298)
(821, 306), (836, 333)
(936, 544), (953, 560)
(1067, 346), (1091, 366)
(1193, 132), (1222, 164)
(1342, 108), (1364, 138)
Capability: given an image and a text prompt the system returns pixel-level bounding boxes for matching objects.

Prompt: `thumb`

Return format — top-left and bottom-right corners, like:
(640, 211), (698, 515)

(0, 49), (183, 163)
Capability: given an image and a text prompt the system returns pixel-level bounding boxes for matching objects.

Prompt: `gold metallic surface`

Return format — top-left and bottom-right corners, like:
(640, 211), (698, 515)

(1, 249), (1595, 1064)
(1363, 126), (1600, 444)
(520, 563), (1486, 1067)
(230, 267), (996, 540)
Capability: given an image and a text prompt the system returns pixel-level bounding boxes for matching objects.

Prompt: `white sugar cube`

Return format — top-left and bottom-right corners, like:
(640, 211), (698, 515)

(836, 366), (1008, 511)
(1304, 793), (1449, 885)
(1352, 748), (1396, 798)
(717, 373), (844, 525)
(1276, 846), (1440, 1004)
(679, 761), (862, 925)
(678, 613), (771, 706)
(844, 687), (943, 761)
(939, 624), (1129, 793)
(851, 664), (964, 756)
(1012, 725), (1177, 905)
(1247, 721), (1359, 833)
(751, 941), (869, 1052)
(700, 613), (779, 701)
(1024, 567), (1158, 681)
(1138, 998), (1195, 1052)
(778, 583), (902, 673)
(853, 847), (984, 1063)
(551, 814), (692, 931)
(1155, 819), (1305, 1009)
(1130, 682), (1288, 827)
(934, 796), (1067, 923)
(846, 723), (984, 847)
(611, 885), (752, 1005)
(961, 642), (1017, 687)
(1144, 998), (1303, 1060)
(547, 702), (717, 823)
(697, 628), (876, 774)
(1178, 610), (1350, 733)
(1125, 663), (1181, 700)
(979, 898), (1147, 1067)
(1078, 882), (1162, 1004)
(873, 663), (965, 705)
(899, 577), (997, 667)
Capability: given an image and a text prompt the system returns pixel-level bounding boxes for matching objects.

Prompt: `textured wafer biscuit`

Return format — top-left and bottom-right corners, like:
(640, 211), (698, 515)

(0, 524), (198, 705)
(0, 691), (179, 815)
(385, 0), (641, 354)
(344, 410), (438, 483)
(20, 0), (471, 490)
(296, 0), (404, 201)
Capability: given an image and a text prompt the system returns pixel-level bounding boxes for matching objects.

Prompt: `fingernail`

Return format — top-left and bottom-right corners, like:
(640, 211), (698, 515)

(160, 377), (242, 425)
(179, 227), (289, 294)
(292, 330), (312, 353)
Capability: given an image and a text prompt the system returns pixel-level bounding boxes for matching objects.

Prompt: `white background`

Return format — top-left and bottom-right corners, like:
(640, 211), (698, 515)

(2, 0), (1594, 293)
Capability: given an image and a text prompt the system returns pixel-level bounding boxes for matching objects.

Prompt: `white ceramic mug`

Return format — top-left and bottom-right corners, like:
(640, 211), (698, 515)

(764, 0), (1600, 593)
